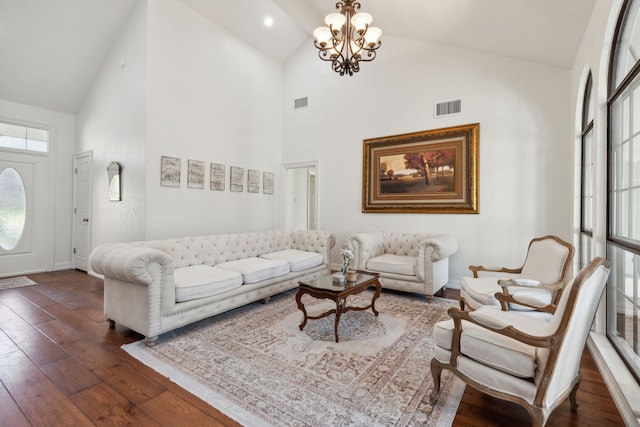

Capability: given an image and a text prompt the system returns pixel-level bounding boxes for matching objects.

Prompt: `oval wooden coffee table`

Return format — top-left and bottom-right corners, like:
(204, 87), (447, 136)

(295, 271), (381, 342)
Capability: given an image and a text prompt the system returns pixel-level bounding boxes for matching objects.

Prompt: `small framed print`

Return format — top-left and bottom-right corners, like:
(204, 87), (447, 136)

(161, 156), (181, 187)
(248, 169), (260, 193)
(230, 166), (244, 192)
(210, 163), (225, 191)
(187, 159), (205, 189)
(263, 172), (274, 194)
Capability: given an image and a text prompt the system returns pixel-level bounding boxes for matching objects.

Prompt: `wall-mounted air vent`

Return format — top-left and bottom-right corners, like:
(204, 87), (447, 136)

(294, 97), (308, 109)
(435, 99), (461, 117)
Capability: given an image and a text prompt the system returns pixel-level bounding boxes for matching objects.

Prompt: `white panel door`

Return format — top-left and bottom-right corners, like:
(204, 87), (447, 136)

(72, 152), (92, 272)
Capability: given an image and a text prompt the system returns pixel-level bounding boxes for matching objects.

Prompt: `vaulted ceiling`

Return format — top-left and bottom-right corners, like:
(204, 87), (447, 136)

(0, 0), (596, 114)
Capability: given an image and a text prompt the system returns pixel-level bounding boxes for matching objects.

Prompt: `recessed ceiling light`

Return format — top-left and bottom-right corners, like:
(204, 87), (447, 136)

(264, 16), (274, 27)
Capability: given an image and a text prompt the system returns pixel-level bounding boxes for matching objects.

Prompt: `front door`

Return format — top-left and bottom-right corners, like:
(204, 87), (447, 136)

(0, 153), (49, 277)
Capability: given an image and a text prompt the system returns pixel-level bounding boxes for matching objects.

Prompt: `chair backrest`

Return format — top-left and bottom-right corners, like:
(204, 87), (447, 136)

(536, 257), (610, 408)
(520, 236), (574, 284)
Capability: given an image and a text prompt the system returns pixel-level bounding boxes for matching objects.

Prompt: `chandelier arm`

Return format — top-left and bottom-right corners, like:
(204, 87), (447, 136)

(355, 50), (377, 63)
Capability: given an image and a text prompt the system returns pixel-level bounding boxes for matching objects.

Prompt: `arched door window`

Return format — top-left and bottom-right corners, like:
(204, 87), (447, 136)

(0, 167), (27, 251)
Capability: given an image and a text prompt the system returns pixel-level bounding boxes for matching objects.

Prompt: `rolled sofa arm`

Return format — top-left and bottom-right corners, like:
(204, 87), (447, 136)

(90, 243), (174, 286)
(417, 234), (459, 262)
(416, 234), (458, 283)
(345, 232), (385, 270)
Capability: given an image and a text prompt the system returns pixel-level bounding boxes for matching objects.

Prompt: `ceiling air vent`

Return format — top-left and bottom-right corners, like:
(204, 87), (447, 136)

(435, 99), (461, 117)
(294, 97), (308, 109)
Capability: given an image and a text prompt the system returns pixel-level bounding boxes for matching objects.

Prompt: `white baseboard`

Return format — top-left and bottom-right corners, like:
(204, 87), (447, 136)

(587, 333), (640, 426)
(1, 268), (45, 278)
(445, 280), (460, 290)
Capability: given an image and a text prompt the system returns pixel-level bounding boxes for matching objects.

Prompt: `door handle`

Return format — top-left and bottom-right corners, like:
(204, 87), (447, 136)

(82, 218), (89, 223)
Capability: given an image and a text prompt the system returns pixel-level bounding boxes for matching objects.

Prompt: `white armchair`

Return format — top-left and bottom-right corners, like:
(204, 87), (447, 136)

(344, 231), (458, 301)
(430, 257), (610, 426)
(460, 235), (574, 320)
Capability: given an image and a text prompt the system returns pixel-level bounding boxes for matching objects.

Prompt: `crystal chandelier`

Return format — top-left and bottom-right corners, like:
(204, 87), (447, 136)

(313, 1), (382, 76)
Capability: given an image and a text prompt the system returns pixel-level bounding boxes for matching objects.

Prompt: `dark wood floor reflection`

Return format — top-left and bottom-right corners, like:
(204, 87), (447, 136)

(0, 270), (624, 426)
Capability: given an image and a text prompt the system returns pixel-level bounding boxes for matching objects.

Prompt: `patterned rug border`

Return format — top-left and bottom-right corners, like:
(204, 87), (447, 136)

(0, 276), (36, 291)
(123, 292), (466, 427)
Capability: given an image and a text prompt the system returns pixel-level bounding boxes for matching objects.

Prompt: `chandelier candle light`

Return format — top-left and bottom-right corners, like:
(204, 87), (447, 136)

(313, 0), (382, 76)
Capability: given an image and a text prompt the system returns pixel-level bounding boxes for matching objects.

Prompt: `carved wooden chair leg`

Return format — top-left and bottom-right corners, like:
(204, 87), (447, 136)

(570, 375), (582, 412)
(429, 358), (444, 403)
(107, 319), (116, 329)
(527, 407), (546, 427)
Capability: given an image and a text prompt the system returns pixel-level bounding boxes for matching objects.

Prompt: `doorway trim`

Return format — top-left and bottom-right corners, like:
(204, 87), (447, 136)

(281, 161), (319, 230)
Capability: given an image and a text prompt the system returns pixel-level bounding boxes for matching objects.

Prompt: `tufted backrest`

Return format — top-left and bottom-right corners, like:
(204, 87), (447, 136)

(382, 232), (433, 257)
(139, 230), (298, 268)
(290, 229), (335, 257)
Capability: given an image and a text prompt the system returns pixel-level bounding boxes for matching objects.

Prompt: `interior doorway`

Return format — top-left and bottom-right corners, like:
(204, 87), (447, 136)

(72, 151), (92, 272)
(281, 161), (318, 230)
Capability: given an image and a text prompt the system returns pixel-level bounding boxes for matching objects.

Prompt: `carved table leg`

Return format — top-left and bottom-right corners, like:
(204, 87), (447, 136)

(334, 298), (344, 342)
(295, 289), (308, 331)
(371, 281), (382, 316)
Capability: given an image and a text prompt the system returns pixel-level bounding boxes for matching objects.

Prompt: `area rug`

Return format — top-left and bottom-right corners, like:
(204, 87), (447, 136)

(123, 290), (465, 427)
(0, 275), (36, 291)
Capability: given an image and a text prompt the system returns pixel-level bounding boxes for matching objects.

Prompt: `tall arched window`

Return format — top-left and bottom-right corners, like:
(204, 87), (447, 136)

(608, 0), (640, 382)
(581, 72), (595, 268)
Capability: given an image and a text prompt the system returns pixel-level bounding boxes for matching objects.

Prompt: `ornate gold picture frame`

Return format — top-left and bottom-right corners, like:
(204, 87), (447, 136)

(362, 123), (479, 213)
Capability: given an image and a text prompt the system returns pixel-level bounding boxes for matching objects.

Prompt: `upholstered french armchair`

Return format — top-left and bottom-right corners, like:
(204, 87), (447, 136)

(460, 235), (574, 319)
(431, 257), (610, 427)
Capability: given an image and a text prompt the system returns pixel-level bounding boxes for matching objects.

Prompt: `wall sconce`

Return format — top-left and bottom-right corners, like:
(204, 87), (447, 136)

(108, 161), (121, 201)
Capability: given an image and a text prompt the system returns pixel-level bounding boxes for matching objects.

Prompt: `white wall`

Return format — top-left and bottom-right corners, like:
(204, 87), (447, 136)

(144, 0), (282, 238)
(283, 36), (572, 283)
(0, 98), (75, 271)
(76, 0), (148, 248)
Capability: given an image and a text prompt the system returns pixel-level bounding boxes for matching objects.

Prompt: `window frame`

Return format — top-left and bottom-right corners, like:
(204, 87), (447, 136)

(0, 119), (50, 155)
(581, 73), (594, 268)
(607, 0), (640, 383)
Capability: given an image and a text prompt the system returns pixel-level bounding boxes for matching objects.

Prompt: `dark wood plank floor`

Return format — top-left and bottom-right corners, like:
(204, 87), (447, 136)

(0, 270), (625, 426)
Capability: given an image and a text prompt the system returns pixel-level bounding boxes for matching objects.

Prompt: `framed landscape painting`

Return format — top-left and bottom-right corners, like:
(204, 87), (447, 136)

(362, 123), (479, 213)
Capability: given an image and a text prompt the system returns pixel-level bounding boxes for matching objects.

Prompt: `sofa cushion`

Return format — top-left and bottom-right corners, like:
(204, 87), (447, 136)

(366, 254), (416, 276)
(216, 257), (290, 284)
(174, 265), (243, 302)
(260, 249), (323, 272)
(434, 307), (549, 379)
(461, 277), (553, 311)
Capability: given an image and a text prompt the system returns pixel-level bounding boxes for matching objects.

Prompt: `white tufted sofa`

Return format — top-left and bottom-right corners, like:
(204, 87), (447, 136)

(344, 231), (458, 301)
(90, 229), (335, 345)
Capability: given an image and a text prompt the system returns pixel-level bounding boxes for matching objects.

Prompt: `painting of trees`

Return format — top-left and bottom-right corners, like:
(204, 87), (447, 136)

(403, 149), (455, 184)
(363, 123), (479, 213)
